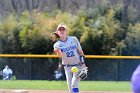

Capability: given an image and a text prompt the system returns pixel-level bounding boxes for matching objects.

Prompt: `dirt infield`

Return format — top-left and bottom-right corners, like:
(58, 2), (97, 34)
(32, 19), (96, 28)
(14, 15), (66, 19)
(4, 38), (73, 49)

(0, 89), (132, 93)
(29, 90), (132, 93)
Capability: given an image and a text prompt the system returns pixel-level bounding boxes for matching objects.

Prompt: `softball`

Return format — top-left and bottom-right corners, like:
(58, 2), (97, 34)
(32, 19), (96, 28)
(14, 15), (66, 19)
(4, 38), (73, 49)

(71, 66), (78, 73)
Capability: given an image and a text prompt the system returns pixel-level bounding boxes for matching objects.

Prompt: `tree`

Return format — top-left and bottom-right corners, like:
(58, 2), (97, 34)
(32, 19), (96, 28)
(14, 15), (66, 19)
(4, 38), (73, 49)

(124, 23), (140, 55)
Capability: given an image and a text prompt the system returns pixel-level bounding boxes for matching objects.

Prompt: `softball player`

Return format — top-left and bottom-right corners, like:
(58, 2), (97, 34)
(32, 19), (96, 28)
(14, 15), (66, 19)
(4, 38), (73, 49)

(53, 23), (87, 93)
(131, 64), (140, 93)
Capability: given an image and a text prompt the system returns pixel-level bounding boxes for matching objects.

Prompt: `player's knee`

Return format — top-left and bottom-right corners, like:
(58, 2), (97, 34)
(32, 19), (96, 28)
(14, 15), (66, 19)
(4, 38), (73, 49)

(72, 88), (79, 93)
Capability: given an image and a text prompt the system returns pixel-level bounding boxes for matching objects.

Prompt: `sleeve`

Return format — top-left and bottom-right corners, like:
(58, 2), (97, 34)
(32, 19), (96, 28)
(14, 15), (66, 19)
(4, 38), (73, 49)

(53, 42), (59, 50)
(73, 37), (85, 63)
(73, 37), (82, 51)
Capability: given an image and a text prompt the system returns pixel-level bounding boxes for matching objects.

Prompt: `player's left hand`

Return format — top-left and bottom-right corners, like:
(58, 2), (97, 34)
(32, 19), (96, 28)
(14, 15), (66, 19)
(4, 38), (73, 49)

(77, 67), (88, 80)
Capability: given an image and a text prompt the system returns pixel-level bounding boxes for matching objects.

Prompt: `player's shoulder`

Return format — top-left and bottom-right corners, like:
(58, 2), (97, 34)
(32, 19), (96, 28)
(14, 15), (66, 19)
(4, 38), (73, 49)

(68, 36), (79, 43)
(53, 40), (61, 46)
(68, 36), (78, 40)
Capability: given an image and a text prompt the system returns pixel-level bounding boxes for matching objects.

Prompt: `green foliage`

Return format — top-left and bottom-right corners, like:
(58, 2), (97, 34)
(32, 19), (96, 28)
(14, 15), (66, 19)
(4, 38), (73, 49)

(80, 30), (94, 54)
(0, 10), (77, 54)
(124, 23), (140, 55)
(127, 6), (139, 24)
(0, 15), (17, 53)
(0, 2), (139, 56)
(92, 9), (122, 54)
(18, 11), (52, 54)
(68, 17), (85, 39)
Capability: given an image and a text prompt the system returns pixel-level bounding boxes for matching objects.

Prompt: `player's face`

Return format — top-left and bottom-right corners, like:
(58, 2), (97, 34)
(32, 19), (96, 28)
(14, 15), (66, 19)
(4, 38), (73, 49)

(57, 27), (67, 37)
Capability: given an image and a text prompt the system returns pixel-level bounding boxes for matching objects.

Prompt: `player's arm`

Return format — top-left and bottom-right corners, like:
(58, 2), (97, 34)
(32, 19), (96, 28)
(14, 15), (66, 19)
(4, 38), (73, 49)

(75, 38), (87, 67)
(73, 37), (84, 56)
(75, 38), (85, 62)
(53, 42), (62, 58)
(78, 50), (84, 56)
(54, 48), (62, 58)
(78, 50), (86, 64)
(77, 48), (86, 67)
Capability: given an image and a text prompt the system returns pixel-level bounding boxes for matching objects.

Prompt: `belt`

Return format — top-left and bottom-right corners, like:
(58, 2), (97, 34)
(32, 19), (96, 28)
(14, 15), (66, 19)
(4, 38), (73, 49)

(62, 62), (84, 67)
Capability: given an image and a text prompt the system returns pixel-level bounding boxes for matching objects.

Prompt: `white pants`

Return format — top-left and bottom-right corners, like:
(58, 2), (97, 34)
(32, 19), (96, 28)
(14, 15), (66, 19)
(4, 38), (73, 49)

(64, 66), (82, 93)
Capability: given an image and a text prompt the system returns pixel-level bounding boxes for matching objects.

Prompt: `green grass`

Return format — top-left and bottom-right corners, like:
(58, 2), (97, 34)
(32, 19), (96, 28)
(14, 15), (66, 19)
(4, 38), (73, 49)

(0, 80), (132, 92)
(79, 81), (131, 92)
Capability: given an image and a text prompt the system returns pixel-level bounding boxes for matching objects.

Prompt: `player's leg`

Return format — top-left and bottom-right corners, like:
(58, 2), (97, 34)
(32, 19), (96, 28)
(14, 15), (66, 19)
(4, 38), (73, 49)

(64, 67), (73, 93)
(71, 73), (80, 93)
(71, 66), (81, 93)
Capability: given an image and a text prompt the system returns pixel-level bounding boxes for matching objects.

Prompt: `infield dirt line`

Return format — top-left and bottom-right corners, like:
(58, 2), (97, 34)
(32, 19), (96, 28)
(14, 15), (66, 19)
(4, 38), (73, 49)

(0, 89), (132, 93)
(29, 90), (132, 93)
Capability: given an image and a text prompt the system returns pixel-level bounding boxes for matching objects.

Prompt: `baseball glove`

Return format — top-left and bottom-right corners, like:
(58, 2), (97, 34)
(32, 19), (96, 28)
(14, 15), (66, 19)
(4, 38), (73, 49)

(51, 32), (60, 42)
(77, 67), (88, 80)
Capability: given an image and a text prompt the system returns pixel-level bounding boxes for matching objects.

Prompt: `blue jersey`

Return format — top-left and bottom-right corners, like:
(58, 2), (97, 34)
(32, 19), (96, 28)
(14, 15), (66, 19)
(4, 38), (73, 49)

(53, 36), (82, 65)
